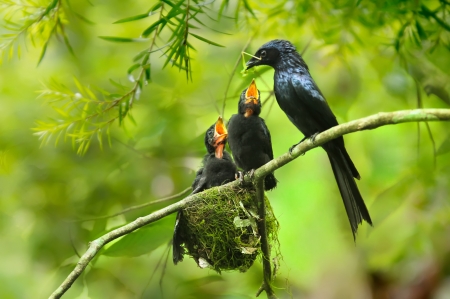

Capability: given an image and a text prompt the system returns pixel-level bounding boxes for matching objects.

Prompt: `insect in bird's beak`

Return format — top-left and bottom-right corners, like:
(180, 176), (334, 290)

(213, 116), (228, 159)
(241, 52), (262, 74)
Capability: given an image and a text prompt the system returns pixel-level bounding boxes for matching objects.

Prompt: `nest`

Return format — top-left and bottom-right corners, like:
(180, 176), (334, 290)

(177, 187), (279, 273)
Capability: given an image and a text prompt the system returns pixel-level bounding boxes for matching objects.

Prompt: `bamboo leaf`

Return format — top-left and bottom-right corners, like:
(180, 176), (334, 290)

(37, 40), (50, 65)
(109, 79), (128, 89)
(242, 0), (256, 17)
(106, 125), (112, 148)
(113, 13), (151, 24)
(189, 33), (225, 47)
(142, 19), (166, 37)
(127, 112), (137, 126)
(61, 29), (76, 57)
(97, 130), (103, 150)
(127, 63), (141, 75)
(98, 36), (149, 43)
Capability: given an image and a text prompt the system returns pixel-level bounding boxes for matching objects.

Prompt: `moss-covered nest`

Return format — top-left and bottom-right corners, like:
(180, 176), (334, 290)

(177, 187), (279, 273)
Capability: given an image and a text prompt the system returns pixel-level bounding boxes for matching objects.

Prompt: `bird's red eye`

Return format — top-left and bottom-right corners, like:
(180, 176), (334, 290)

(260, 50), (266, 58)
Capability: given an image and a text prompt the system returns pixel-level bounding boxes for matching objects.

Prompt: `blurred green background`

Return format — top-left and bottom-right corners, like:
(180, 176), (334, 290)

(1, 0), (450, 298)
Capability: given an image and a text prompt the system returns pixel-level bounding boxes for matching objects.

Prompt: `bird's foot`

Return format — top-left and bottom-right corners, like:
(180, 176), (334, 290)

(309, 132), (319, 143)
(248, 169), (256, 179)
(236, 171), (245, 185)
(288, 142), (300, 155)
(289, 137), (306, 154)
(289, 133), (320, 154)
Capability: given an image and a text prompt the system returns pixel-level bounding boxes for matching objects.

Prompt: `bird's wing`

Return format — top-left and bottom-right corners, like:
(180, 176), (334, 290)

(191, 167), (204, 190)
(290, 73), (339, 131)
(260, 118), (274, 160)
(192, 164), (209, 194)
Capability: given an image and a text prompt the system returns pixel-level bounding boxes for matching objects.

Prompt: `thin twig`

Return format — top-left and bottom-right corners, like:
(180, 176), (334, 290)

(424, 122), (437, 168)
(72, 187), (192, 223)
(221, 34), (255, 115)
(415, 79), (437, 168)
(254, 178), (277, 298)
(49, 108), (450, 299)
(415, 79), (422, 159)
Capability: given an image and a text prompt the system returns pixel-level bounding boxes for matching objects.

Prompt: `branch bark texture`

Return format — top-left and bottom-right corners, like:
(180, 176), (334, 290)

(49, 108), (450, 299)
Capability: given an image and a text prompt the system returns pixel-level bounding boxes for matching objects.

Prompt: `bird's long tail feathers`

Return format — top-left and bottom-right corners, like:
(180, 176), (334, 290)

(327, 149), (372, 238)
(340, 147), (360, 180)
(172, 210), (184, 264)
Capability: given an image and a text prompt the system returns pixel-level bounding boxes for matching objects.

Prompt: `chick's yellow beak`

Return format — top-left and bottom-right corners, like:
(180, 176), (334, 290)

(245, 79), (259, 104)
(214, 116), (228, 159)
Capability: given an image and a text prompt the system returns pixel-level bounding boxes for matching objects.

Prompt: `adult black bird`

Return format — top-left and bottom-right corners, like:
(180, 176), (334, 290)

(246, 39), (372, 237)
(173, 116), (237, 264)
(227, 79), (277, 191)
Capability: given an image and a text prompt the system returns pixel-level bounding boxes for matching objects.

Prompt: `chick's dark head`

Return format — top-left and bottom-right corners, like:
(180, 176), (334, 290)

(239, 79), (261, 117)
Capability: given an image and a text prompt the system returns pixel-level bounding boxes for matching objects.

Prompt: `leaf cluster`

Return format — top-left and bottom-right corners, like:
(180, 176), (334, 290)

(0, 0), (75, 64)
(31, 0), (236, 154)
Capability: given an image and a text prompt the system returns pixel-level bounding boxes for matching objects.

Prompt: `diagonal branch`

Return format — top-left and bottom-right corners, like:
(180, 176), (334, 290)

(49, 108), (450, 299)
(253, 109), (450, 181)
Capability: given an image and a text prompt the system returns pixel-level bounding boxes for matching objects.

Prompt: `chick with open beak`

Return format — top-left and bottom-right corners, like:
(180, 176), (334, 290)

(227, 80), (277, 191)
(173, 116), (237, 265)
(211, 116), (228, 159)
(241, 79), (261, 117)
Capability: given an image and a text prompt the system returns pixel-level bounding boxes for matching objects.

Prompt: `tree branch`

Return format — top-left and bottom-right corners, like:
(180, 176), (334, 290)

(49, 108), (450, 299)
(254, 178), (277, 299)
(253, 109), (450, 180)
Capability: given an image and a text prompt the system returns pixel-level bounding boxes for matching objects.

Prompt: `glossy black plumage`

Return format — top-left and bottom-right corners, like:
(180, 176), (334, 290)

(227, 80), (277, 191)
(172, 117), (237, 264)
(246, 39), (371, 237)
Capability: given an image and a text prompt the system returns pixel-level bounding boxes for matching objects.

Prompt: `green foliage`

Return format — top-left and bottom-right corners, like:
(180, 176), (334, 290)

(30, 0), (236, 154)
(1, 0), (450, 298)
(0, 0), (73, 64)
(33, 78), (122, 155)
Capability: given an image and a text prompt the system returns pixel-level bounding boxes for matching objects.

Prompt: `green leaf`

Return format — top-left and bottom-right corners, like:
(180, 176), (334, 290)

(37, 40), (49, 66)
(127, 112), (137, 126)
(165, 0), (186, 19)
(109, 79), (127, 89)
(106, 125), (112, 148)
(119, 102), (123, 125)
(415, 21), (427, 40)
(73, 12), (95, 25)
(142, 19), (166, 37)
(98, 36), (149, 43)
(127, 63), (141, 74)
(61, 28), (76, 57)
(97, 130), (103, 150)
(102, 224), (172, 257)
(113, 13), (151, 24)
(144, 64), (151, 82)
(189, 33), (225, 47)
(437, 135), (450, 156)
(133, 49), (149, 62)
(242, 0), (256, 17)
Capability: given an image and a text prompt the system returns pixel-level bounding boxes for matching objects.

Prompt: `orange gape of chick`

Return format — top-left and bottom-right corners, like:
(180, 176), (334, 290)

(244, 79), (259, 118)
(213, 116), (228, 159)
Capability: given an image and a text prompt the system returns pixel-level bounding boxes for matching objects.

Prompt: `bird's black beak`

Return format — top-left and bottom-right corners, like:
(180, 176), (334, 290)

(213, 116), (228, 159)
(245, 56), (261, 70)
